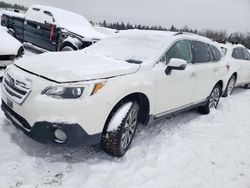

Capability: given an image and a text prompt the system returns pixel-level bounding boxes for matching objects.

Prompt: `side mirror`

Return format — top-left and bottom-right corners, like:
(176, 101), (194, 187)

(165, 58), (187, 75)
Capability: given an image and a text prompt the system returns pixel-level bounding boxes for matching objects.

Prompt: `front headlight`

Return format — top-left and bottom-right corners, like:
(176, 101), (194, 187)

(42, 86), (84, 99)
(42, 81), (106, 99)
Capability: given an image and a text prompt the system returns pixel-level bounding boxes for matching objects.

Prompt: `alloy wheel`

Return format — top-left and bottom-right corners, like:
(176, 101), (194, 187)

(227, 77), (235, 95)
(121, 107), (138, 150)
(209, 87), (220, 109)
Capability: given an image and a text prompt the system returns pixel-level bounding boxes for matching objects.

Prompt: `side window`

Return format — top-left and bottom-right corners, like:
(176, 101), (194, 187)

(165, 40), (193, 64)
(192, 41), (213, 63)
(210, 45), (222, 62)
(26, 7), (41, 22)
(242, 48), (250, 60)
(232, 48), (244, 60)
(42, 11), (55, 24)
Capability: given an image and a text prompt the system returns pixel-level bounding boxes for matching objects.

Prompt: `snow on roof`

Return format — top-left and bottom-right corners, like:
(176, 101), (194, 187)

(29, 5), (106, 39)
(94, 26), (118, 36)
(85, 29), (177, 62)
(2, 10), (25, 18)
(85, 29), (223, 63)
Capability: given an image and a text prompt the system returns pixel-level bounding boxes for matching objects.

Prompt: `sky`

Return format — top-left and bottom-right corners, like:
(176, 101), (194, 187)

(4, 0), (250, 33)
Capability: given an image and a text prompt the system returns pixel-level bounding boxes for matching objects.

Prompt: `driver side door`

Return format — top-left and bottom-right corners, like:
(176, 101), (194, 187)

(154, 40), (197, 116)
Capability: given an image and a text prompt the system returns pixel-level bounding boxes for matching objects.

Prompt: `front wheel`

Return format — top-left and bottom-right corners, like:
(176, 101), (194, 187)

(101, 101), (139, 157)
(198, 84), (222, 114)
(222, 75), (236, 97)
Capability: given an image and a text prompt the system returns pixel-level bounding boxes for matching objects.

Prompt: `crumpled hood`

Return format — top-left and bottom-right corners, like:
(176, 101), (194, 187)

(0, 27), (22, 55)
(14, 51), (140, 82)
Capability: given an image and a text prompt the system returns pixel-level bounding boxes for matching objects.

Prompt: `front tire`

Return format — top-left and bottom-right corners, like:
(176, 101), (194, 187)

(59, 42), (77, 51)
(222, 75), (236, 97)
(101, 101), (139, 157)
(198, 84), (222, 114)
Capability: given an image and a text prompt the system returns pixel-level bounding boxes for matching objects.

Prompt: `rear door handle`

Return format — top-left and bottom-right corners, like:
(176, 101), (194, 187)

(189, 73), (197, 78)
(213, 68), (219, 72)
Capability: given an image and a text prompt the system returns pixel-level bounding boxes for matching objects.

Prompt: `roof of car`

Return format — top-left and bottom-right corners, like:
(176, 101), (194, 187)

(219, 42), (246, 50)
(119, 29), (217, 45)
(29, 5), (106, 39)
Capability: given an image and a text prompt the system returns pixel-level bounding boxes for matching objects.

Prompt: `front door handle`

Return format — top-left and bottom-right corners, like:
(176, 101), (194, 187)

(189, 73), (197, 78)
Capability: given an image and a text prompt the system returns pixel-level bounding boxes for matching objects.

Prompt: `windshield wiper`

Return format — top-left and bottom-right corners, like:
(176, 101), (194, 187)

(126, 59), (143, 64)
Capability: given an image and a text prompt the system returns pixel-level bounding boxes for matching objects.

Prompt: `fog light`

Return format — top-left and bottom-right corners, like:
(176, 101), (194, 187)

(54, 128), (67, 143)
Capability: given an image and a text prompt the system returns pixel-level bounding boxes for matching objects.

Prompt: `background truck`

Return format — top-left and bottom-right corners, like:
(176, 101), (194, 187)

(1, 5), (106, 51)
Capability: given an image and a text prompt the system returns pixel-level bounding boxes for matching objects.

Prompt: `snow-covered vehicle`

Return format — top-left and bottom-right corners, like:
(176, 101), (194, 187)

(0, 26), (24, 68)
(1, 30), (227, 157)
(1, 5), (105, 51)
(94, 26), (118, 36)
(221, 43), (250, 97)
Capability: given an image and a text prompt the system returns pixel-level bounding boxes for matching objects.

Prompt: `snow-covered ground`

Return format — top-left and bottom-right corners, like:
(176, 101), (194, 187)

(0, 45), (250, 188)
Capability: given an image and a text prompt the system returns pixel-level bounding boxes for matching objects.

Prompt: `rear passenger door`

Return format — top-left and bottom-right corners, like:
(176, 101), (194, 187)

(191, 41), (224, 102)
(232, 47), (249, 83)
(242, 48), (250, 83)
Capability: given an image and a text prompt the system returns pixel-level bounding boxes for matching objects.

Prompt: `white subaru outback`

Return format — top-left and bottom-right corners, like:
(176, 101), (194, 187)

(1, 30), (227, 157)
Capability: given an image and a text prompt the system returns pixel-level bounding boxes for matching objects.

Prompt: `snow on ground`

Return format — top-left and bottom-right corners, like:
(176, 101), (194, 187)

(0, 89), (250, 188)
(0, 46), (250, 188)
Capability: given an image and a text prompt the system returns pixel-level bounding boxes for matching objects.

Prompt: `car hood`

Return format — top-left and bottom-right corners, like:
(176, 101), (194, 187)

(0, 27), (22, 55)
(63, 25), (107, 40)
(14, 51), (140, 82)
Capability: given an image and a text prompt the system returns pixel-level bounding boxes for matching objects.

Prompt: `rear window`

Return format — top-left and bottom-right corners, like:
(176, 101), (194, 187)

(192, 41), (213, 63)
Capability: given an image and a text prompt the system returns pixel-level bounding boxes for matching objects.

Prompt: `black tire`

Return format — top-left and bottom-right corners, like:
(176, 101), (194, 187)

(17, 46), (25, 58)
(59, 42), (77, 51)
(198, 84), (222, 114)
(244, 84), (249, 89)
(101, 101), (139, 157)
(222, 75), (236, 97)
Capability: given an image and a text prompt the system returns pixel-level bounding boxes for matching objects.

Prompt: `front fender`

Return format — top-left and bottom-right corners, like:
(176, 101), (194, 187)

(92, 70), (157, 115)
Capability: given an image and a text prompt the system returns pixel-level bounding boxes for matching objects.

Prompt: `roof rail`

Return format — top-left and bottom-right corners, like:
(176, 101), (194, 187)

(174, 32), (183, 36)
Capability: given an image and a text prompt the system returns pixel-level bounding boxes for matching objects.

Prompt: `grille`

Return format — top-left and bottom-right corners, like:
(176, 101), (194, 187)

(3, 72), (32, 104)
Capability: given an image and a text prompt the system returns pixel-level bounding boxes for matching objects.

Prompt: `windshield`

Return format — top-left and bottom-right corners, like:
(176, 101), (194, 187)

(85, 32), (168, 62)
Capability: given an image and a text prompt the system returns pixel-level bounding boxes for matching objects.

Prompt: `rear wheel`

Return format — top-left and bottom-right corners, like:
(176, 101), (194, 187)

(101, 101), (139, 157)
(244, 84), (249, 89)
(222, 75), (236, 97)
(198, 84), (222, 114)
